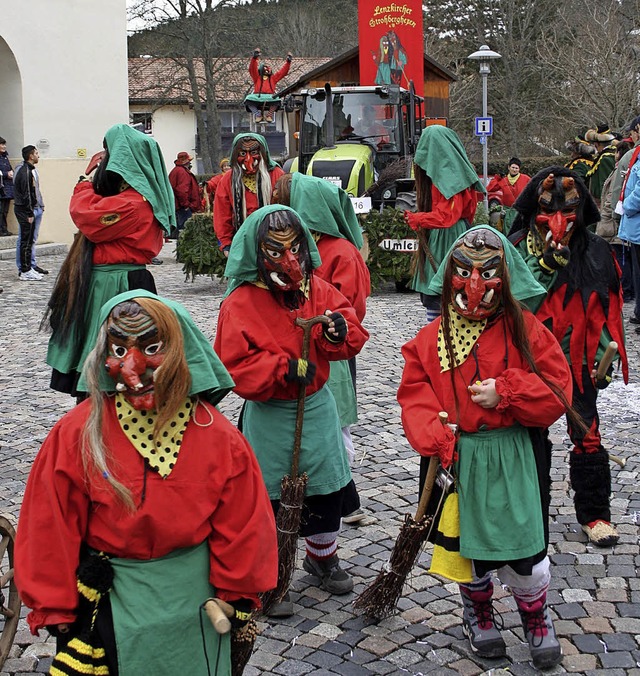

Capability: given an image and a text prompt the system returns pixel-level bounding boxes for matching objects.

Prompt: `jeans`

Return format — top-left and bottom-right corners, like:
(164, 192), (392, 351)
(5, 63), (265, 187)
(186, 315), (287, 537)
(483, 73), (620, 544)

(611, 242), (634, 300)
(16, 206), (43, 270)
(0, 199), (11, 233)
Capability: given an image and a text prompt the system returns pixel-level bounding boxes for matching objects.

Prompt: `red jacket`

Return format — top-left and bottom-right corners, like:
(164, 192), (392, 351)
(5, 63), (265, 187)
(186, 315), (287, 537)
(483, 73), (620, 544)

(249, 57), (291, 95)
(213, 166), (285, 250)
(486, 173), (530, 208)
(169, 164), (202, 211)
(70, 181), (164, 265)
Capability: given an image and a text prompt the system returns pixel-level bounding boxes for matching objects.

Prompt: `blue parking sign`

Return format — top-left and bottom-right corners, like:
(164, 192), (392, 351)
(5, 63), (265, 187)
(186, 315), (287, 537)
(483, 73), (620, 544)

(475, 117), (493, 136)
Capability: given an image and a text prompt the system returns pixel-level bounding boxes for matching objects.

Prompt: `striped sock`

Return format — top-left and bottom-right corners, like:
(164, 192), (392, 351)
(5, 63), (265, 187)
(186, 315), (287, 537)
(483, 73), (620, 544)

(305, 531), (339, 560)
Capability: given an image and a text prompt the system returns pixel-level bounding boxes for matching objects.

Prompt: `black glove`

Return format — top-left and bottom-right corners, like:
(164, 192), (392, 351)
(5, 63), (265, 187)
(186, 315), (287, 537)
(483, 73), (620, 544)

(540, 244), (570, 272)
(228, 598), (253, 629)
(323, 312), (348, 343)
(285, 358), (317, 385)
(46, 624), (71, 639)
(594, 364), (613, 390)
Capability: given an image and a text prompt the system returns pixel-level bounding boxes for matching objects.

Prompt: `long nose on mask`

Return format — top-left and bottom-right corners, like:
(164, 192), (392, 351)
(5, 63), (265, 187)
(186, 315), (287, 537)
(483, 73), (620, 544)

(242, 154), (258, 174)
(106, 347), (147, 390)
(465, 268), (485, 312)
(280, 249), (304, 283)
(548, 211), (569, 243)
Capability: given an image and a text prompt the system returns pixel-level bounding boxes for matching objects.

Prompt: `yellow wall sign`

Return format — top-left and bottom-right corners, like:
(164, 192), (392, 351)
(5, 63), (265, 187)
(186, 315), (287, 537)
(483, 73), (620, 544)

(77, 148), (87, 159)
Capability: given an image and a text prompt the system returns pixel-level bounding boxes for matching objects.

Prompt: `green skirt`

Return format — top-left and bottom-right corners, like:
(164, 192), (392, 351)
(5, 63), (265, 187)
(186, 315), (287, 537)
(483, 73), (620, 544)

(110, 542), (230, 676)
(456, 426), (545, 562)
(244, 93), (280, 104)
(47, 264), (146, 375)
(243, 385), (351, 499)
(327, 360), (358, 428)
(410, 218), (468, 294)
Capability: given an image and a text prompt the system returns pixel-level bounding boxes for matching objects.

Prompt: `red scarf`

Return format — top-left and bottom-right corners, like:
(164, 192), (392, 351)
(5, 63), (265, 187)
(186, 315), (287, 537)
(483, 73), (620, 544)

(619, 145), (640, 203)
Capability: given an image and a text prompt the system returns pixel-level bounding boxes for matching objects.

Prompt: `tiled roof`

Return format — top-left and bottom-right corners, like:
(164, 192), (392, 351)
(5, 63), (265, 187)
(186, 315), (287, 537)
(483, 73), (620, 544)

(128, 56), (331, 105)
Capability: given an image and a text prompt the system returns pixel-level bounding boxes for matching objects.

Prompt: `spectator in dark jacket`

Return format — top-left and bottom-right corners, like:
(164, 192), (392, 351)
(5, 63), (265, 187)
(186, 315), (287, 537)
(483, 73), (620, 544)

(0, 136), (14, 236)
(168, 151), (202, 238)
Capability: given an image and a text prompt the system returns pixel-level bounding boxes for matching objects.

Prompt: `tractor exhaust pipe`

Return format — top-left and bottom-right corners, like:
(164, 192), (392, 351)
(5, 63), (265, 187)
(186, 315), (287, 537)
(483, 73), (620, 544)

(324, 82), (336, 149)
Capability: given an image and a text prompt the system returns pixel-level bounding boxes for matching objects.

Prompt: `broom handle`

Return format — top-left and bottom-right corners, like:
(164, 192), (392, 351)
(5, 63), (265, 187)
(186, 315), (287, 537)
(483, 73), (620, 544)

(415, 412), (449, 520)
(596, 341), (618, 380)
(291, 315), (332, 480)
(204, 598), (232, 634)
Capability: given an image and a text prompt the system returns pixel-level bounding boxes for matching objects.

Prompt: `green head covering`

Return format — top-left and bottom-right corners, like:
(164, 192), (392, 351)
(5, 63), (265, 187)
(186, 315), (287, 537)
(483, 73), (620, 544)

(230, 132), (279, 170)
(224, 204), (321, 296)
(428, 225), (546, 307)
(78, 289), (234, 405)
(104, 124), (176, 233)
(289, 173), (363, 248)
(413, 125), (485, 199)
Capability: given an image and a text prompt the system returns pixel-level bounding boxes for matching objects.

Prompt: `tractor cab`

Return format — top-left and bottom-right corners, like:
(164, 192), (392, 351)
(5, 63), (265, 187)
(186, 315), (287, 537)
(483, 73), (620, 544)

(288, 84), (424, 206)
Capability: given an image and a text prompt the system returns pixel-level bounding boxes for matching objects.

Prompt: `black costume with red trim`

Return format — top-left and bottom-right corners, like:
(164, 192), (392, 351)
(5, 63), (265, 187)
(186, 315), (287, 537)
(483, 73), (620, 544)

(508, 166), (628, 526)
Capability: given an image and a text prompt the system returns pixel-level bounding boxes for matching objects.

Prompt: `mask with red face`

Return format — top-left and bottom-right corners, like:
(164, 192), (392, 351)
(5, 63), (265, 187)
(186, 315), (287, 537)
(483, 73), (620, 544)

(449, 229), (505, 320)
(534, 174), (580, 248)
(236, 138), (262, 175)
(258, 225), (306, 291)
(104, 302), (165, 411)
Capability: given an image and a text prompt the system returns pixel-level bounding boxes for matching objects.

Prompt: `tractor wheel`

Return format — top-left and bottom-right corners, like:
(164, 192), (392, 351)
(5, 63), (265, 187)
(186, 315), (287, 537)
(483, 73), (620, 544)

(0, 516), (20, 670)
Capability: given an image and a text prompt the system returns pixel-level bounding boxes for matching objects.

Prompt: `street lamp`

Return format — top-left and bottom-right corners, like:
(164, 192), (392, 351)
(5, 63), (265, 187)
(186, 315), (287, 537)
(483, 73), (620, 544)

(467, 45), (502, 214)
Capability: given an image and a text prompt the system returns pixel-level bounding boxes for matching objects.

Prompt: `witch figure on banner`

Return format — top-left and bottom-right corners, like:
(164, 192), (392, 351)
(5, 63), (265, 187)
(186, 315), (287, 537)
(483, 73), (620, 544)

(245, 47), (292, 124)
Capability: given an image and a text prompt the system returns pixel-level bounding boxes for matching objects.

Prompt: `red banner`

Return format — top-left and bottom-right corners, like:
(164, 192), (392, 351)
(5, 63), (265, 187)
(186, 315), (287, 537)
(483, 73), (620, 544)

(358, 1), (424, 97)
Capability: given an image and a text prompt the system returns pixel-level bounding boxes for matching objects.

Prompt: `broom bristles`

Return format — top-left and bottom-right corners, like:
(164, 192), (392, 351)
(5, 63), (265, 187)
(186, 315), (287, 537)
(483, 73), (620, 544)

(260, 473), (308, 614)
(231, 619), (259, 676)
(353, 513), (433, 619)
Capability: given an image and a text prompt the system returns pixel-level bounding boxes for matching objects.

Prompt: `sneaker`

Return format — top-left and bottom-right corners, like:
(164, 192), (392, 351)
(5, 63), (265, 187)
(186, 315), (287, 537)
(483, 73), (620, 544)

(517, 597), (562, 669)
(151, 257), (163, 265)
(459, 584), (506, 658)
(33, 265), (49, 275)
(254, 113), (263, 123)
(302, 555), (353, 595)
(19, 269), (43, 281)
(265, 114), (274, 123)
(264, 592), (294, 618)
(582, 520), (619, 547)
(342, 508), (367, 525)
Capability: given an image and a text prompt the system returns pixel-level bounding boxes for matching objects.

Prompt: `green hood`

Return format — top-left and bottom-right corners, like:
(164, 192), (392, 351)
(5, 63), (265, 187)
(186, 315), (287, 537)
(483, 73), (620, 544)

(78, 290), (234, 405)
(428, 225), (546, 307)
(413, 125), (485, 199)
(230, 132), (279, 170)
(224, 204), (321, 296)
(104, 124), (176, 233)
(290, 173), (363, 248)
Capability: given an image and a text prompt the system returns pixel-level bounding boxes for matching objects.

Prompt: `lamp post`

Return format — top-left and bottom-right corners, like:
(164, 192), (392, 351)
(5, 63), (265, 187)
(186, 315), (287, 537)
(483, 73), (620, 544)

(467, 45), (502, 214)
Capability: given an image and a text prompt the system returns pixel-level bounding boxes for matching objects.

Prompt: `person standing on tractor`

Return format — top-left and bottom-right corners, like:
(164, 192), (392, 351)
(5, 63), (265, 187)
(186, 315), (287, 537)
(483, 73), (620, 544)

(405, 125), (484, 324)
(245, 47), (292, 123)
(486, 158), (531, 233)
(213, 132), (284, 257)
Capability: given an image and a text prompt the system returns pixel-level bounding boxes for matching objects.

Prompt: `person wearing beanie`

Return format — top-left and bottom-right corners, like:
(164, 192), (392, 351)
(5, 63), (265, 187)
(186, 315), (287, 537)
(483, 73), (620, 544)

(486, 157), (531, 208)
(168, 151), (202, 238)
(585, 124), (617, 207)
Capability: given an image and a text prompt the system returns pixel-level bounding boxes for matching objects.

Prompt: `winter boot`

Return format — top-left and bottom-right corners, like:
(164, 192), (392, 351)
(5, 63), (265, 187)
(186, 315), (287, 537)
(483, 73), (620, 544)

(459, 583), (506, 658)
(302, 554), (353, 595)
(516, 595), (562, 669)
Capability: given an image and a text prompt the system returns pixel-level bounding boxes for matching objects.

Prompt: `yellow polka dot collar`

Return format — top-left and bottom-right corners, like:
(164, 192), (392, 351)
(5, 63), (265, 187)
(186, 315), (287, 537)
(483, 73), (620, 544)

(242, 174), (258, 194)
(114, 394), (192, 478)
(437, 307), (487, 372)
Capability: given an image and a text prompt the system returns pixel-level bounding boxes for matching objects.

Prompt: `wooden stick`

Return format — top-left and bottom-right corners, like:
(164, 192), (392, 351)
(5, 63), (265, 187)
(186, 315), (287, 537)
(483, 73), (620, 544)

(415, 412), (448, 520)
(609, 453), (626, 468)
(204, 598), (231, 634)
(596, 341), (618, 380)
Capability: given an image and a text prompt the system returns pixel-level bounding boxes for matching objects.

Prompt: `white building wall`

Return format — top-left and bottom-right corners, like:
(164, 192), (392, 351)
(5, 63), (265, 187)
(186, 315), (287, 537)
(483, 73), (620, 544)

(1, 0), (128, 243)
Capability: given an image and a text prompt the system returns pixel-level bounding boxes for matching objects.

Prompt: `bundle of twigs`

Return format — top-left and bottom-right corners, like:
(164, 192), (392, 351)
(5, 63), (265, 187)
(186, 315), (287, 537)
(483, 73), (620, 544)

(354, 413), (448, 619)
(230, 619), (259, 676)
(260, 314), (331, 616)
(363, 157), (412, 198)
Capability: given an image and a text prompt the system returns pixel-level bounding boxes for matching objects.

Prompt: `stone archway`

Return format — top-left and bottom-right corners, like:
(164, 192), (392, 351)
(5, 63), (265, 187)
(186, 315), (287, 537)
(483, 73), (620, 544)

(0, 37), (24, 150)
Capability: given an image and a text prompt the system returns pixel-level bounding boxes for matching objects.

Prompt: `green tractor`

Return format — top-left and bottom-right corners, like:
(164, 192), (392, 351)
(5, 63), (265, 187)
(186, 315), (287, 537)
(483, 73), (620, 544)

(286, 83), (425, 209)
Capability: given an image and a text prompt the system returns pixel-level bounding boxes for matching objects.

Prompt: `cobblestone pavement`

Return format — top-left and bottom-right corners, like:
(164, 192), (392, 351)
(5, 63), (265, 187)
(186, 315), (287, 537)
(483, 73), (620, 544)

(0, 243), (638, 675)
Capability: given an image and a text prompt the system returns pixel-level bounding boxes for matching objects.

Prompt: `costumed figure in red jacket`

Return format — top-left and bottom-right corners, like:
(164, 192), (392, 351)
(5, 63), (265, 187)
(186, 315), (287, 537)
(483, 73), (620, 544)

(245, 47), (292, 123)
(168, 150), (203, 236)
(44, 123), (175, 400)
(508, 167), (628, 547)
(213, 132), (284, 256)
(205, 156), (230, 209)
(273, 173), (371, 525)
(398, 227), (573, 669)
(486, 157), (531, 232)
(215, 205), (369, 618)
(16, 290), (278, 675)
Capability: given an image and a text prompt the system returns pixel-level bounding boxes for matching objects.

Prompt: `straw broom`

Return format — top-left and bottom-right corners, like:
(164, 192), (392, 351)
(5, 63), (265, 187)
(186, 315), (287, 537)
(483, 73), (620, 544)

(261, 314), (332, 615)
(353, 412), (449, 619)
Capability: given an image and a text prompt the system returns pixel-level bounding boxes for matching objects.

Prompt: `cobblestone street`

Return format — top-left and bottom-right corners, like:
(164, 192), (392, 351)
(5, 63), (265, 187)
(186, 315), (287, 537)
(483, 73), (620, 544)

(1, 242), (639, 675)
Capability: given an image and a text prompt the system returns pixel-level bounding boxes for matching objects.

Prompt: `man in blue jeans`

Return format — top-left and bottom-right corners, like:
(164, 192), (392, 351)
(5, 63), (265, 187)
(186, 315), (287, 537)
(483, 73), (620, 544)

(14, 145), (47, 281)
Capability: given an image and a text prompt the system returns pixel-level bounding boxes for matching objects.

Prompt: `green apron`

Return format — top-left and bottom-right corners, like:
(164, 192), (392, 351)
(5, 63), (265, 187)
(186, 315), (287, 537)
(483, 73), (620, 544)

(327, 360), (357, 428)
(243, 385), (351, 499)
(47, 264), (146, 375)
(410, 218), (468, 294)
(244, 93), (280, 105)
(109, 542), (230, 676)
(456, 425), (545, 562)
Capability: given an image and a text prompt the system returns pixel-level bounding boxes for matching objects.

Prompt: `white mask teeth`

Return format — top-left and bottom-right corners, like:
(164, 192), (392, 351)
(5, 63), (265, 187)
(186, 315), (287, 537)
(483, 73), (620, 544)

(546, 230), (553, 242)
(134, 382), (144, 391)
(270, 271), (287, 287)
(566, 222), (573, 232)
(115, 382), (126, 392)
(483, 288), (495, 304)
(455, 293), (467, 310)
